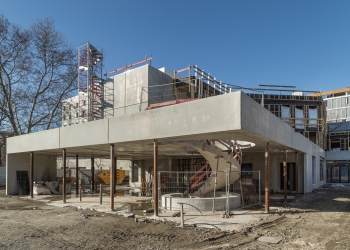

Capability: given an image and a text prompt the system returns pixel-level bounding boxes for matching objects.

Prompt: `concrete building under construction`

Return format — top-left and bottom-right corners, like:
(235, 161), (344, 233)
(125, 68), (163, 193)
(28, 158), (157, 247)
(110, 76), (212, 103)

(6, 43), (327, 214)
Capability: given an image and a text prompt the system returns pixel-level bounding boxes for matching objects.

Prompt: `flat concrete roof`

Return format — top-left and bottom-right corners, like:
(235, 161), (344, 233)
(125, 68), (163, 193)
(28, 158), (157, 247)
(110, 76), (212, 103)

(7, 91), (324, 159)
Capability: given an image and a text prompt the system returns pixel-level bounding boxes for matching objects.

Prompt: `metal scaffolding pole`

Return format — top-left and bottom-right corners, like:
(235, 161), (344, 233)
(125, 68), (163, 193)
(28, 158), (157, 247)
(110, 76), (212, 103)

(63, 149), (66, 203)
(110, 144), (115, 210)
(76, 155), (79, 195)
(91, 157), (95, 193)
(154, 140), (158, 217)
(30, 152), (34, 198)
(265, 142), (270, 213)
(295, 151), (299, 198)
(283, 148), (287, 204)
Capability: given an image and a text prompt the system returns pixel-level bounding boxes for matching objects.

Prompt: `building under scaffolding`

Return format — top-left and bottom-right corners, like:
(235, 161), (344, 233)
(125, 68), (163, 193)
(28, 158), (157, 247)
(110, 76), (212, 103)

(64, 54), (327, 152)
(247, 94), (327, 149)
(7, 52), (329, 218)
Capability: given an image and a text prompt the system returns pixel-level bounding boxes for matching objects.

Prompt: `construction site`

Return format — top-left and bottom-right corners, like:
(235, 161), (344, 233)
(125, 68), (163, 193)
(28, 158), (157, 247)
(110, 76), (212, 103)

(3, 42), (350, 249)
(5, 42), (327, 213)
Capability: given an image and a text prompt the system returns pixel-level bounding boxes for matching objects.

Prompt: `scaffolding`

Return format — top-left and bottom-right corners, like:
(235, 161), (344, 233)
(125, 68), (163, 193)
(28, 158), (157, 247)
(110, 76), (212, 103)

(77, 43), (103, 123)
(327, 121), (350, 151)
(248, 93), (327, 149)
(172, 65), (231, 100)
(144, 66), (326, 149)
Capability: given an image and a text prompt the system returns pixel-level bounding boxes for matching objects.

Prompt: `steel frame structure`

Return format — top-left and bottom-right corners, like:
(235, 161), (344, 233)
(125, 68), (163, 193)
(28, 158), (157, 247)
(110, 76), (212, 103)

(78, 43), (103, 122)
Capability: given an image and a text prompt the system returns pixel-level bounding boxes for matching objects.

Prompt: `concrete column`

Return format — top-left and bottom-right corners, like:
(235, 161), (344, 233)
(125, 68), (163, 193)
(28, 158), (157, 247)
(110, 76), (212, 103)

(110, 144), (115, 210)
(63, 149), (66, 203)
(30, 152), (34, 198)
(91, 157), (95, 193)
(76, 155), (79, 195)
(154, 140), (158, 217)
(295, 151), (298, 197)
(304, 153), (312, 193)
(283, 148), (287, 204)
(264, 142), (270, 213)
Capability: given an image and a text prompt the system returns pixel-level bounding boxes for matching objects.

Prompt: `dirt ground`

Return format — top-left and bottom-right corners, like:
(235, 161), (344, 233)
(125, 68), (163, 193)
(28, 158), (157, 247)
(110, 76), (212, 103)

(0, 185), (349, 250)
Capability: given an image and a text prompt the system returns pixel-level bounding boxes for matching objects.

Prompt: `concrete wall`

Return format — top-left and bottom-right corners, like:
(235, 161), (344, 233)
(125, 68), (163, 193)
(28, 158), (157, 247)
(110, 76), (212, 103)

(56, 158), (130, 172)
(243, 153), (305, 194)
(129, 158), (169, 187)
(103, 64), (173, 118)
(6, 153), (56, 195)
(147, 65), (174, 104)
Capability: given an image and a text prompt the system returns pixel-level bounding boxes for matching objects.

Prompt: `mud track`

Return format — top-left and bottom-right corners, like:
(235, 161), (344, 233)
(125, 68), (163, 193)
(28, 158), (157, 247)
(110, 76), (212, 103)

(0, 185), (349, 249)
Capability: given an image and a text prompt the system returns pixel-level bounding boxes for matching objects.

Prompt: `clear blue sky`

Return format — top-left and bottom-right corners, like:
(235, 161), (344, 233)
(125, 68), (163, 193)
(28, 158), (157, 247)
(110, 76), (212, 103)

(1, 0), (350, 92)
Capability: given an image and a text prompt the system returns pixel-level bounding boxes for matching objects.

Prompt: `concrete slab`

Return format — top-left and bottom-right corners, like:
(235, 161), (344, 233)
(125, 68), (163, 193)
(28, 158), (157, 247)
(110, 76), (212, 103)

(21, 194), (269, 232)
(257, 236), (282, 244)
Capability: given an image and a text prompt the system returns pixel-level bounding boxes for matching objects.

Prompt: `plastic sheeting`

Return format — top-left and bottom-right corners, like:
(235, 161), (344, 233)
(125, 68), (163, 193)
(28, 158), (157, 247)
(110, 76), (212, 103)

(295, 107), (304, 129)
(309, 107), (317, 128)
(281, 106), (290, 118)
(328, 121), (350, 133)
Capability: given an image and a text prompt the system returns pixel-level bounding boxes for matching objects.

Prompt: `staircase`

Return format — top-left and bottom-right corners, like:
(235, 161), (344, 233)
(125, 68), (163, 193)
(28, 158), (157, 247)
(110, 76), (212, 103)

(187, 140), (241, 197)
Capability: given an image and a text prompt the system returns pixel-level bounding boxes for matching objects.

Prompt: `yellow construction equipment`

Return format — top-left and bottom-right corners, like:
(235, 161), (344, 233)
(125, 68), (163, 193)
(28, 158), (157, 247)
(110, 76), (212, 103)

(95, 170), (126, 185)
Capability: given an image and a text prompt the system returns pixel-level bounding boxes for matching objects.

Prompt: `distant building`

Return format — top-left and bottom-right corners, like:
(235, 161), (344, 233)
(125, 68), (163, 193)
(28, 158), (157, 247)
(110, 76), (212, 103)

(322, 87), (350, 123)
(308, 88), (350, 183)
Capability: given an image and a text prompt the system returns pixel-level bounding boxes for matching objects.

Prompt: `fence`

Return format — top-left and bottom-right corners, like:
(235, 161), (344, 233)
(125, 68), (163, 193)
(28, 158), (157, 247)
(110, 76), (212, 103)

(158, 170), (260, 212)
(0, 167), (6, 186)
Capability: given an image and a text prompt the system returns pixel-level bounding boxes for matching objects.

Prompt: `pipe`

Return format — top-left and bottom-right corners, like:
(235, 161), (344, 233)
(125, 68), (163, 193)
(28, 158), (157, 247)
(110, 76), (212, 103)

(114, 156), (117, 192)
(212, 157), (219, 212)
(100, 184), (102, 205)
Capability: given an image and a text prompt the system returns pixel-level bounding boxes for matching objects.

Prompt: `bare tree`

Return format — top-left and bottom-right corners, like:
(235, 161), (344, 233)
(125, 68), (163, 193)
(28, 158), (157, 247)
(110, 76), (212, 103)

(0, 14), (77, 139)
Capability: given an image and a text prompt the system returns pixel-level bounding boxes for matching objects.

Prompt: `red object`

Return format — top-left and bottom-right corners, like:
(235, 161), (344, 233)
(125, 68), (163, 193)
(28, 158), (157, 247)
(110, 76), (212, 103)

(191, 172), (208, 188)
(145, 99), (196, 110)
